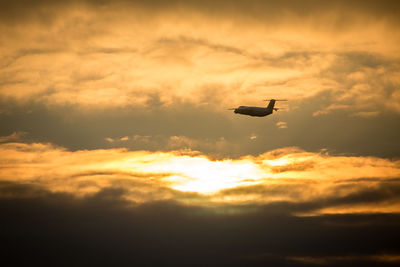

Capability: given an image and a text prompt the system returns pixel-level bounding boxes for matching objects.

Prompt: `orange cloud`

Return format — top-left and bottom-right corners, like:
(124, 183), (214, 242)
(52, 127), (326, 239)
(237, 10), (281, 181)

(1, 1), (399, 114)
(1, 141), (400, 215)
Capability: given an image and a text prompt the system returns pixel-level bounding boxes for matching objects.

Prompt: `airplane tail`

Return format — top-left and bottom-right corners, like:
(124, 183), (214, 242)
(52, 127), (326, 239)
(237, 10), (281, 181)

(264, 99), (287, 111)
(267, 99), (276, 110)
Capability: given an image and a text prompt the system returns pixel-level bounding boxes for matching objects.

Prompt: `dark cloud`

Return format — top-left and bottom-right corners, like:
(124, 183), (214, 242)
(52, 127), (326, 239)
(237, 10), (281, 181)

(326, 182), (400, 207)
(218, 183), (307, 201)
(215, 179), (400, 215)
(1, 0), (399, 26)
(1, 182), (400, 266)
(270, 161), (315, 173)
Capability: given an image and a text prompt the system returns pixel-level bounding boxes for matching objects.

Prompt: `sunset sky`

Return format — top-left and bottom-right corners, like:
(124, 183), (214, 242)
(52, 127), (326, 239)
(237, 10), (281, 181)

(1, 0), (400, 266)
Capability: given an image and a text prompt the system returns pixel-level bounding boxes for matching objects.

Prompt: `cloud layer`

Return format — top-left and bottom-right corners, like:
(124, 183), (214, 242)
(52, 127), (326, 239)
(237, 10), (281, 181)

(1, 0), (400, 115)
(2, 141), (400, 216)
(1, 179), (400, 266)
(2, 140), (400, 266)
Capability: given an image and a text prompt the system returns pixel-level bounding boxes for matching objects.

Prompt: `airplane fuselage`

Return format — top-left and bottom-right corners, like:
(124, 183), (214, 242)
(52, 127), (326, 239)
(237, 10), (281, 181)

(234, 106), (273, 117)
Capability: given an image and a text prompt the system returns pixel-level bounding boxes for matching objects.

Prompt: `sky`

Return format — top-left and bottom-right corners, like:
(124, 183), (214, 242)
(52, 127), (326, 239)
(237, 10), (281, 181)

(1, 0), (400, 266)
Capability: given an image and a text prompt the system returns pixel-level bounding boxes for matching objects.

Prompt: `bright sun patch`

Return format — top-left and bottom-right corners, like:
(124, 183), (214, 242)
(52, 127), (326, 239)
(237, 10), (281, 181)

(1, 142), (400, 207)
(161, 158), (265, 193)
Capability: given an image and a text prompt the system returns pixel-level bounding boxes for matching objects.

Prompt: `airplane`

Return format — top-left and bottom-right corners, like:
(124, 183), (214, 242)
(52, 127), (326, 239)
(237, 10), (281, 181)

(228, 99), (287, 117)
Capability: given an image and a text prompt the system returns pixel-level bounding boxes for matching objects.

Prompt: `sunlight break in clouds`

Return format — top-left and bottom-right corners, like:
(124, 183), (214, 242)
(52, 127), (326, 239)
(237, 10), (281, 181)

(1, 141), (400, 215)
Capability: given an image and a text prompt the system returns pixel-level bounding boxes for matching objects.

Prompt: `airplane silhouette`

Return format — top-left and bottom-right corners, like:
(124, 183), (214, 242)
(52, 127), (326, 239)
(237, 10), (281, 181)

(229, 99), (287, 117)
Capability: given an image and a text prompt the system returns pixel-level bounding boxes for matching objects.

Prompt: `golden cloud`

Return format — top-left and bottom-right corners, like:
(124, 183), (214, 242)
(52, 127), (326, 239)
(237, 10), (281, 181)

(1, 141), (400, 215)
(1, 1), (399, 114)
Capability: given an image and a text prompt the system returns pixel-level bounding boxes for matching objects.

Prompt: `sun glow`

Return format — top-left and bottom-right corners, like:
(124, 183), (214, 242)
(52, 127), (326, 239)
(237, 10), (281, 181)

(264, 157), (291, 167)
(133, 155), (267, 193)
(1, 142), (400, 209)
(159, 158), (266, 193)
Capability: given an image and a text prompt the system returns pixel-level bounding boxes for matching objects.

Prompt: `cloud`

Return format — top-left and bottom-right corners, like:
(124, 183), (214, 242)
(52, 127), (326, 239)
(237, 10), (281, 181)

(250, 134), (257, 140)
(104, 137), (114, 143)
(105, 136), (130, 142)
(288, 254), (400, 265)
(119, 136), (129, 141)
(313, 104), (350, 116)
(312, 52), (400, 115)
(1, 141), (400, 216)
(0, 131), (26, 143)
(103, 134), (234, 158)
(0, 0), (399, 115)
(1, 136), (400, 266)
(2, 1), (400, 25)
(276, 121), (287, 129)
(1, 181), (400, 266)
